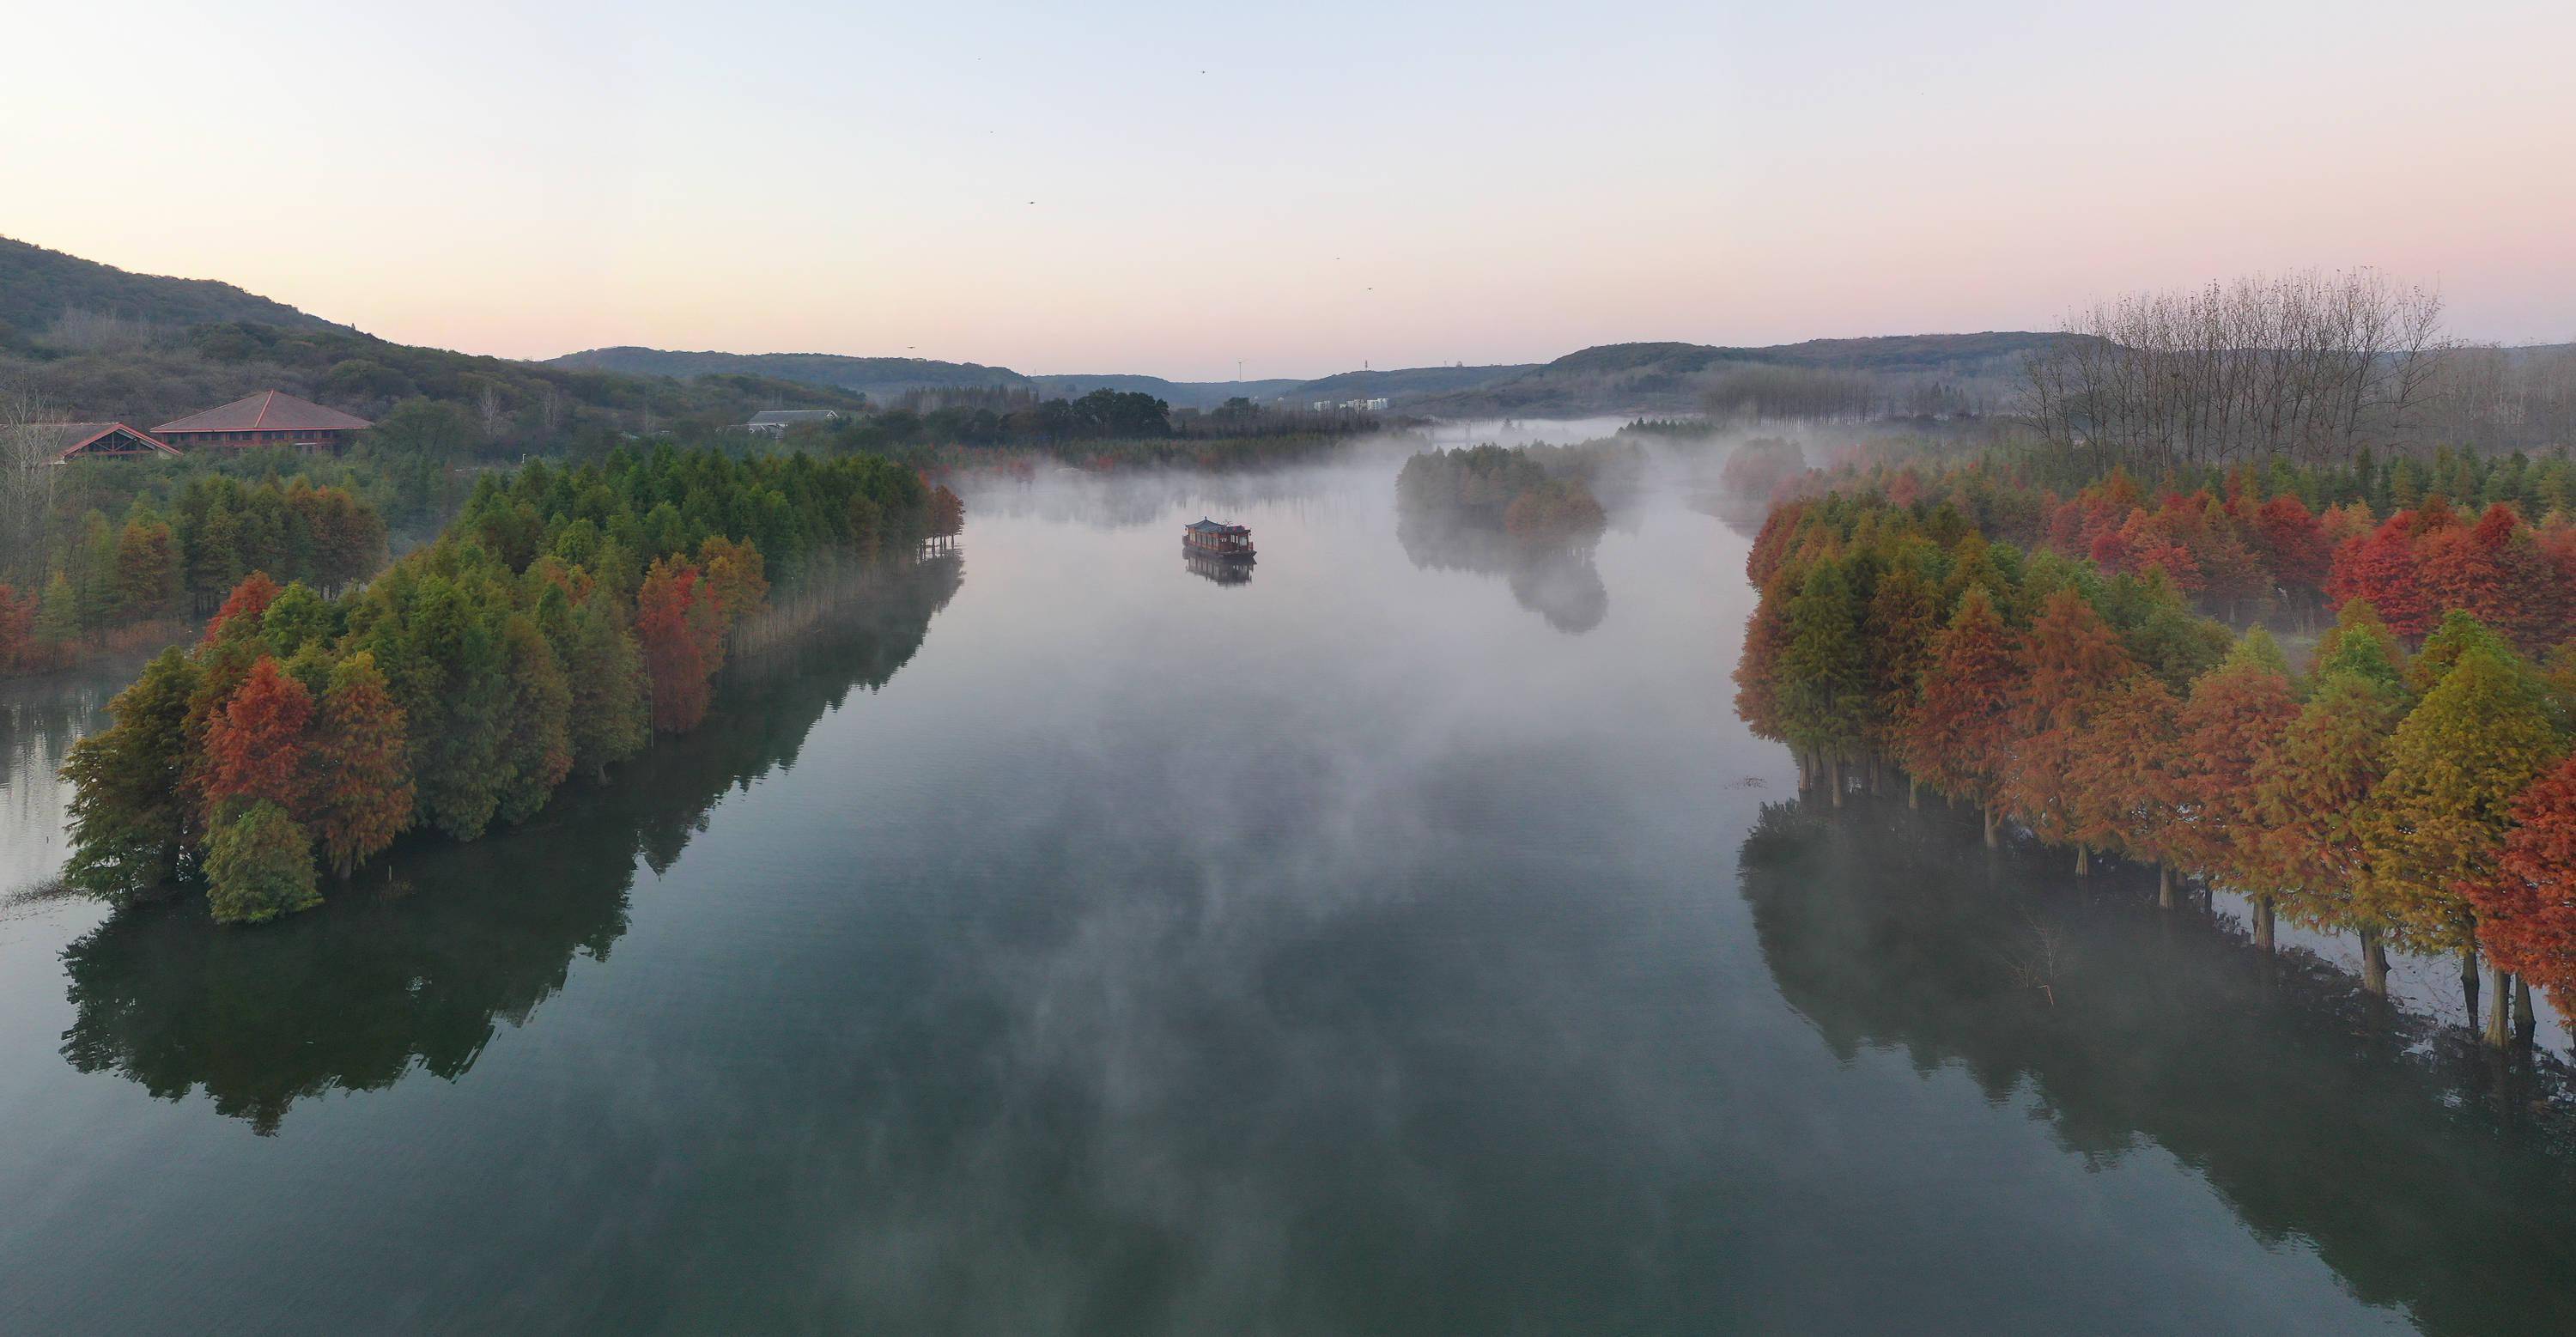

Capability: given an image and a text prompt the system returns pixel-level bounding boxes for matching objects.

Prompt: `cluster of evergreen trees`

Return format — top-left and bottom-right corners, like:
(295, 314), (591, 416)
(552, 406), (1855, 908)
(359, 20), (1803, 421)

(1737, 476), (2576, 1048)
(59, 445), (944, 924)
(0, 475), (383, 675)
(1395, 444), (1613, 545)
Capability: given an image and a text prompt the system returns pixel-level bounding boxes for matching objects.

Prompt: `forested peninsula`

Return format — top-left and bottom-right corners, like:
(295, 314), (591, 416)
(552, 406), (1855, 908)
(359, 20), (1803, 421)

(1735, 447), (2576, 1046)
(59, 446), (963, 924)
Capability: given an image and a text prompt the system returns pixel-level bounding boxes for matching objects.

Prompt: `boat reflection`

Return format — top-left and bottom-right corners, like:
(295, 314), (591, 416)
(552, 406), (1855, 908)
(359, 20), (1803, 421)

(1184, 550), (1254, 586)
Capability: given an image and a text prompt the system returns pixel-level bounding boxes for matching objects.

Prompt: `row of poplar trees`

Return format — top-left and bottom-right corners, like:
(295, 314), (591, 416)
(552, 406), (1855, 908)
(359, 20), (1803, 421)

(61, 446), (942, 924)
(1737, 474), (2576, 1049)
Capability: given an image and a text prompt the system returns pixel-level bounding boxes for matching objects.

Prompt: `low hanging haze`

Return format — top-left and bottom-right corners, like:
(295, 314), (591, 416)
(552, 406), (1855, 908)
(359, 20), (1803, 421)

(8, 0), (2572, 380)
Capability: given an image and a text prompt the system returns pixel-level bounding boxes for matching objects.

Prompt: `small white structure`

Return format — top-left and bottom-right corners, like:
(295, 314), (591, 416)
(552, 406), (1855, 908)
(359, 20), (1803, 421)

(745, 409), (841, 435)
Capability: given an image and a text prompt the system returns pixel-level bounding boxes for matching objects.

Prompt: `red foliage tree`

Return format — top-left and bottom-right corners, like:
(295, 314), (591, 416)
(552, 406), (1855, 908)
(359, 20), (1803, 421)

(2004, 588), (2142, 872)
(307, 651), (414, 877)
(2251, 495), (2330, 599)
(635, 557), (714, 732)
(2066, 674), (2184, 882)
(2473, 754), (2576, 1020)
(202, 655), (314, 822)
(2328, 512), (2433, 639)
(1733, 567), (1800, 744)
(0, 582), (32, 673)
(1893, 586), (2018, 845)
(2166, 635), (2300, 894)
(203, 571), (283, 645)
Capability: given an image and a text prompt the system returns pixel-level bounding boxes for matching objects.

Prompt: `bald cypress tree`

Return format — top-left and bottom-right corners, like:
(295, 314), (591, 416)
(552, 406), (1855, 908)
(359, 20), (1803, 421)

(61, 647), (203, 899)
(2166, 630), (2299, 917)
(2004, 588), (2142, 873)
(1898, 586), (2018, 845)
(1863, 561), (1942, 805)
(307, 652), (414, 878)
(1777, 560), (1868, 805)
(2470, 753), (2576, 1032)
(2358, 641), (2567, 1023)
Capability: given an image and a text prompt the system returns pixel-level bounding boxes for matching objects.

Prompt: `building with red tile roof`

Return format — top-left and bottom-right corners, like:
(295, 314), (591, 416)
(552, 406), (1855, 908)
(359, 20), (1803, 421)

(154, 391), (372, 453)
(22, 422), (184, 463)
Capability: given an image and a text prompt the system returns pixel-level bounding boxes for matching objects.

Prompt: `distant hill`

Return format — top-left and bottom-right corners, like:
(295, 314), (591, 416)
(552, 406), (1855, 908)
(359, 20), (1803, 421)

(1414, 334), (2091, 416)
(0, 236), (346, 343)
(1288, 364), (1539, 402)
(1025, 374), (1306, 410)
(549, 347), (1030, 401)
(553, 345), (1541, 412)
(550, 336), (2079, 418)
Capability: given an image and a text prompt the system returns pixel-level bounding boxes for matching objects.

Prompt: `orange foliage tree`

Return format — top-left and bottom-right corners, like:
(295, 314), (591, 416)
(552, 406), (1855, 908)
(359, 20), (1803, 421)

(203, 571), (283, 645)
(2472, 755), (2576, 1022)
(635, 557), (717, 732)
(1895, 586), (2019, 846)
(2166, 632), (2300, 923)
(202, 656), (315, 823)
(2003, 588), (2143, 874)
(307, 651), (414, 878)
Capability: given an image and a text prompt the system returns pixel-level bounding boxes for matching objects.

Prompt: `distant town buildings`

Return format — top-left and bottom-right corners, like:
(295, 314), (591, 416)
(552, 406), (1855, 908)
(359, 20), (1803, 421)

(745, 409), (842, 435)
(1309, 398), (1390, 412)
(155, 391), (372, 453)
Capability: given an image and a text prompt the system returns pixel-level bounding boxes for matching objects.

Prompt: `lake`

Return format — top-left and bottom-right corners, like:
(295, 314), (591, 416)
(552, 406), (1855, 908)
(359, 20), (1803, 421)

(3, 451), (2572, 1334)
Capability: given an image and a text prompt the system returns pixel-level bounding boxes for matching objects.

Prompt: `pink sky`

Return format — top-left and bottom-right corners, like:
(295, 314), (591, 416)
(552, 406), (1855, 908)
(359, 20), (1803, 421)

(6, 0), (2570, 379)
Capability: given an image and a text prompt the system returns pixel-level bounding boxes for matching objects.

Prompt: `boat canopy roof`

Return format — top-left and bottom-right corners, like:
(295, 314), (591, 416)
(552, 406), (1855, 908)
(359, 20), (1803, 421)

(1185, 519), (1249, 534)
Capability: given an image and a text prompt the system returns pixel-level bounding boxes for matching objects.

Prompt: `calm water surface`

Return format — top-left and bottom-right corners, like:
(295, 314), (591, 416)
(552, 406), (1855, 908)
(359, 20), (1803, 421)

(2, 457), (2572, 1334)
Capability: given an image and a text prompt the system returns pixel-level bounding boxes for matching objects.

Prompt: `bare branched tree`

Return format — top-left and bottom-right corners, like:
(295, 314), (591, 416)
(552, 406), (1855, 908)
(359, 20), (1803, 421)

(0, 380), (60, 587)
(2021, 269), (2457, 469)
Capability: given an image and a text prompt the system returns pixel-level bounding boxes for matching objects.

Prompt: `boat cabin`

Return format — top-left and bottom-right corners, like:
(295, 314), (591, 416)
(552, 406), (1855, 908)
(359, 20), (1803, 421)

(1182, 518), (1255, 560)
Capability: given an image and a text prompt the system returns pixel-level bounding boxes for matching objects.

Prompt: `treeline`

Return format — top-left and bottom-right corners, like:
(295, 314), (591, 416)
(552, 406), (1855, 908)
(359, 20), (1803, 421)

(0, 473), (385, 676)
(56, 550), (966, 1134)
(1701, 366), (1999, 425)
(1777, 447), (2576, 633)
(58, 446), (949, 925)
(793, 387), (1176, 453)
(2023, 268), (2576, 470)
(6, 317), (867, 449)
(1736, 481), (2576, 1047)
(1395, 443), (1624, 545)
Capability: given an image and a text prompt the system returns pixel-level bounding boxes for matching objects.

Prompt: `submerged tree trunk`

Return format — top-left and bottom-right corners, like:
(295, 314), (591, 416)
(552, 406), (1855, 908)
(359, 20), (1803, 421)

(1982, 805), (2000, 848)
(2074, 842), (2089, 878)
(2461, 944), (2482, 1028)
(2158, 864), (2175, 909)
(2516, 976), (2537, 1046)
(2487, 964), (2514, 1049)
(1907, 775), (1920, 810)
(2254, 895), (2275, 952)
(1827, 754), (1844, 809)
(2360, 928), (2389, 998)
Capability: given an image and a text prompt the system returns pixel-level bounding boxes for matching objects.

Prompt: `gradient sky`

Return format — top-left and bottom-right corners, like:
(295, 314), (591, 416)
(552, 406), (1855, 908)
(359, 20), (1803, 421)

(8, 0), (2572, 379)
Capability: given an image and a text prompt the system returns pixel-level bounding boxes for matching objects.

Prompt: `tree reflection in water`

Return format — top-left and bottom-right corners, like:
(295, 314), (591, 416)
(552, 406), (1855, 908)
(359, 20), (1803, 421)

(56, 553), (963, 1134)
(1737, 792), (2576, 1336)
(1396, 516), (1607, 635)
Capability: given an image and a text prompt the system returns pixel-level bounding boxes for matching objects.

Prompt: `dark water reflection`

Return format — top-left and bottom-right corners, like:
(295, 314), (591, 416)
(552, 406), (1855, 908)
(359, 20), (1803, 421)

(1395, 517), (1608, 634)
(0, 461), (2570, 1334)
(1741, 793), (2576, 1335)
(54, 555), (963, 1134)
(1182, 550), (1253, 586)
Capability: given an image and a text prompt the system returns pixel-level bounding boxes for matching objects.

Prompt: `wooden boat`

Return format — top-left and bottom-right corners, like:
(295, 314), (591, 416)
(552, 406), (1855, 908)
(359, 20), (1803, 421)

(1182, 518), (1255, 561)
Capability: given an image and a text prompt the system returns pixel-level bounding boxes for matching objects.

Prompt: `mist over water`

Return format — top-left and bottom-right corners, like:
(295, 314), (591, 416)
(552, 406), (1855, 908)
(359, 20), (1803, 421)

(1, 448), (2570, 1334)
